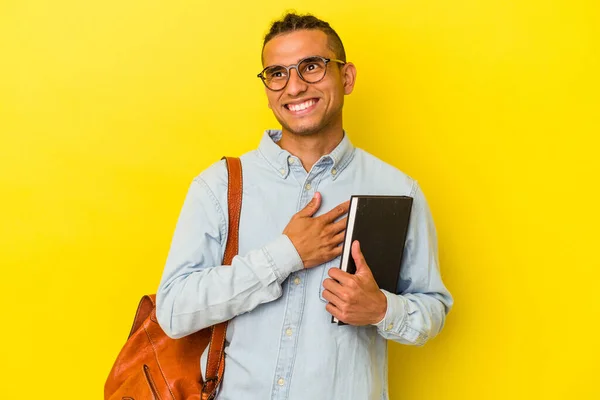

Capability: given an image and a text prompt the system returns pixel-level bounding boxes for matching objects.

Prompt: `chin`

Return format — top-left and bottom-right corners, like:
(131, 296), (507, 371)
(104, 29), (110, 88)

(280, 118), (324, 136)
(285, 126), (322, 137)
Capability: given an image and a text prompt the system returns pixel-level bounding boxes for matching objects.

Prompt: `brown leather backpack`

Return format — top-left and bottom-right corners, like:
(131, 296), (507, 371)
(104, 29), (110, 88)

(105, 157), (243, 400)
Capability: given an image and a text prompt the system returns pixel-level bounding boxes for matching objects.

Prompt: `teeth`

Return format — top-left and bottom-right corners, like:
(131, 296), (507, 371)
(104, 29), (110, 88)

(289, 99), (315, 112)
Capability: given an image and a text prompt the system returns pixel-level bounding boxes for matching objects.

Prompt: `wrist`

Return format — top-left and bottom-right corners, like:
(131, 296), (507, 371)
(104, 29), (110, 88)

(373, 290), (387, 324)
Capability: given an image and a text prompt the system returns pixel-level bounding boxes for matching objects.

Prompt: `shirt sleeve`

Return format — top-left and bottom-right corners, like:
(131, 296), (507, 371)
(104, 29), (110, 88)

(372, 182), (453, 345)
(156, 176), (304, 339)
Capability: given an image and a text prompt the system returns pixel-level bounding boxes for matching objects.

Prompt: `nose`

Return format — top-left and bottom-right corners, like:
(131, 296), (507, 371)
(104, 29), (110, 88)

(285, 67), (308, 96)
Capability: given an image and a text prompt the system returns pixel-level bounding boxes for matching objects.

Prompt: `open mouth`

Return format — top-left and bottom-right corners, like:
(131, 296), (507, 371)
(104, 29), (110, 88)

(284, 98), (319, 115)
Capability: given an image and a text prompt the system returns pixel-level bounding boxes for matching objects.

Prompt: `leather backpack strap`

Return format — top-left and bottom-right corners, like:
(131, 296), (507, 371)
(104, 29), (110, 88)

(202, 156), (243, 400)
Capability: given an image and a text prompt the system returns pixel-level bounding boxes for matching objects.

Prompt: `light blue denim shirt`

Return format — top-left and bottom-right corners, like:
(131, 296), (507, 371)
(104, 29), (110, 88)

(157, 130), (453, 400)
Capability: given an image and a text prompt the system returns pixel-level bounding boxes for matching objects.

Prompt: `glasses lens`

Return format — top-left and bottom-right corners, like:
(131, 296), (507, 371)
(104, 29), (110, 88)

(298, 57), (327, 83)
(263, 65), (288, 90)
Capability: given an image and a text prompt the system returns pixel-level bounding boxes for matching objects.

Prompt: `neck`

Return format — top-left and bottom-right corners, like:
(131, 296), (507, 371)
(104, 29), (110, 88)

(278, 126), (344, 172)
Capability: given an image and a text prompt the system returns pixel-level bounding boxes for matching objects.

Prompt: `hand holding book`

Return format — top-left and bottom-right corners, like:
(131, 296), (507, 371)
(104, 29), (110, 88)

(324, 195), (413, 325)
(322, 240), (388, 325)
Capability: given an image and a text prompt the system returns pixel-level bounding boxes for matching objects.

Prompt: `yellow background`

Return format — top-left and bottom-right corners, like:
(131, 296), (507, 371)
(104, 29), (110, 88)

(1, 0), (598, 398)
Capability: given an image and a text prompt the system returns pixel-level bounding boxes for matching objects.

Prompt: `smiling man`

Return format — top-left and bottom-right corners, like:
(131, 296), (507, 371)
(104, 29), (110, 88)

(157, 12), (453, 400)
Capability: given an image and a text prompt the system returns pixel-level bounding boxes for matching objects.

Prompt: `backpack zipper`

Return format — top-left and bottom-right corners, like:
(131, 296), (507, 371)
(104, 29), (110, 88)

(143, 364), (162, 400)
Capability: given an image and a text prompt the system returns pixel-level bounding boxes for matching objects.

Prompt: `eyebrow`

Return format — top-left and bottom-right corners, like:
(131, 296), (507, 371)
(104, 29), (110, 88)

(264, 55), (325, 69)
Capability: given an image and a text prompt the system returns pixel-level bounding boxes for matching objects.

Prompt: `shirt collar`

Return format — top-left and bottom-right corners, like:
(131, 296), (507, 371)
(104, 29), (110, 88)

(258, 129), (355, 180)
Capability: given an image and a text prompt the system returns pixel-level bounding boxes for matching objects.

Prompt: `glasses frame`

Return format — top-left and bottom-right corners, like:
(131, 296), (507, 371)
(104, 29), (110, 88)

(257, 55), (346, 91)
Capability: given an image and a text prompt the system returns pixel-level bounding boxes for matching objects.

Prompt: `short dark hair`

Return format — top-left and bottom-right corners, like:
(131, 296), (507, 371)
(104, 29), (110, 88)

(262, 12), (346, 64)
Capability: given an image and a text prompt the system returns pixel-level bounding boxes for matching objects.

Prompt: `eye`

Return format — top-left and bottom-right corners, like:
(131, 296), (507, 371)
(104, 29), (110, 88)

(265, 66), (287, 80)
(300, 57), (326, 75)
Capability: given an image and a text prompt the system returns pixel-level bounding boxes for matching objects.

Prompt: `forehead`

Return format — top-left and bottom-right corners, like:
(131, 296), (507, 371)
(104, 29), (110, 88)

(263, 29), (333, 66)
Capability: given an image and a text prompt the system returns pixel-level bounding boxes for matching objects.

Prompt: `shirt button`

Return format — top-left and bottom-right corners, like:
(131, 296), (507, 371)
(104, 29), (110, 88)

(293, 277), (301, 285)
(305, 183), (312, 190)
(386, 323), (394, 331)
(285, 328), (293, 336)
(277, 378), (285, 386)
(331, 168), (337, 175)
(279, 168), (285, 175)
(288, 156), (295, 164)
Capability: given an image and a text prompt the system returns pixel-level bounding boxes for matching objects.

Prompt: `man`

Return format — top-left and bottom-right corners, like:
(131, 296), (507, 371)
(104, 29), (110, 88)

(157, 12), (453, 400)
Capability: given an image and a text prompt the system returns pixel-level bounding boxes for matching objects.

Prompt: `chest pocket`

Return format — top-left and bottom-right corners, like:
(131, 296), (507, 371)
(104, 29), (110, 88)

(318, 256), (341, 302)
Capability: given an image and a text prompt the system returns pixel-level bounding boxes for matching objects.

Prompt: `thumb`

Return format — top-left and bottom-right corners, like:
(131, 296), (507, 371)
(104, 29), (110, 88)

(297, 192), (322, 218)
(352, 241), (372, 276)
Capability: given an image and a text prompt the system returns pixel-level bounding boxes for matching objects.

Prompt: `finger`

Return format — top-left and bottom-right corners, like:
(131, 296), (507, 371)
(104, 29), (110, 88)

(321, 288), (344, 306)
(322, 277), (345, 296)
(328, 230), (346, 247)
(296, 192), (322, 218)
(320, 200), (350, 223)
(329, 216), (348, 234)
(322, 247), (343, 263)
(326, 245), (344, 260)
(352, 241), (370, 274)
(326, 302), (342, 320)
(328, 266), (355, 286)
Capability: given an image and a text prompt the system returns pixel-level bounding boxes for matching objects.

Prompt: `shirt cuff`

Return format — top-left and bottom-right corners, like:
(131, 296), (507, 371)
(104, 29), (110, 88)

(373, 290), (408, 334)
(262, 234), (304, 284)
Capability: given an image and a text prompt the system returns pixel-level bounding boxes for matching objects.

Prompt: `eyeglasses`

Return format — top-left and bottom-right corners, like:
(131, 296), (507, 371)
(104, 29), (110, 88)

(257, 55), (346, 91)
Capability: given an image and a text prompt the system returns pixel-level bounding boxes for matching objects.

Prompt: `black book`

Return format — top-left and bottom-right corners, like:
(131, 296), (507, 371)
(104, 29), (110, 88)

(332, 195), (413, 324)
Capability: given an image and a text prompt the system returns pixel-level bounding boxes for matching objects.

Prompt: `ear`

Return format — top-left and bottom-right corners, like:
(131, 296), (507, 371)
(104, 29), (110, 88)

(342, 62), (357, 95)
